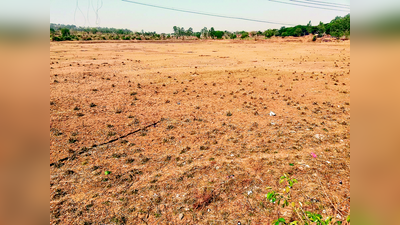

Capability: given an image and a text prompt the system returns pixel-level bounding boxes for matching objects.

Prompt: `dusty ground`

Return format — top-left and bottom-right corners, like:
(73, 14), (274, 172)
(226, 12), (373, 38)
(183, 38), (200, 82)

(50, 38), (350, 224)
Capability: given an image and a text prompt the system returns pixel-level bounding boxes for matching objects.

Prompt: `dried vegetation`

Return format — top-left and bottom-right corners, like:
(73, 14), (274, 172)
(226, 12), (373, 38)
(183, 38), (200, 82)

(50, 39), (350, 224)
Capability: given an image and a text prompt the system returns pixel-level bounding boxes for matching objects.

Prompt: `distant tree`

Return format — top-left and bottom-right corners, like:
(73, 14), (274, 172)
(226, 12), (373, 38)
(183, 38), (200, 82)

(187, 27), (193, 36)
(278, 26), (286, 36)
(230, 33), (237, 39)
(201, 27), (208, 38)
(180, 27), (185, 37)
(214, 31), (224, 39)
(194, 32), (201, 39)
(61, 28), (70, 38)
(210, 27), (216, 38)
(329, 14), (350, 39)
(317, 22), (326, 37)
(344, 30), (350, 39)
(173, 26), (179, 37)
(294, 28), (302, 37)
(306, 20), (312, 34)
(50, 27), (55, 34)
(241, 32), (249, 39)
(264, 29), (274, 38)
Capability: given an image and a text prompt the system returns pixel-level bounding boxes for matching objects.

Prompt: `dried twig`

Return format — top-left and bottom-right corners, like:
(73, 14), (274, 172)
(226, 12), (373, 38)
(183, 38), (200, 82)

(315, 175), (344, 218)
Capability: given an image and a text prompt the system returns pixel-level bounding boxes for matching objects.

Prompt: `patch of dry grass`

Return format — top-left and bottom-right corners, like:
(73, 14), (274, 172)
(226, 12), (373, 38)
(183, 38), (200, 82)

(50, 39), (350, 224)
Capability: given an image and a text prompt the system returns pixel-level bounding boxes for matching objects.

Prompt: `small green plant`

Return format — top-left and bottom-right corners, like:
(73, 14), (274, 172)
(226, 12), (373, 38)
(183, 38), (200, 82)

(312, 35), (317, 41)
(272, 218), (298, 225)
(68, 137), (78, 144)
(304, 211), (334, 225)
(226, 111), (232, 116)
(90, 103), (96, 107)
(267, 174), (348, 225)
(105, 171), (111, 175)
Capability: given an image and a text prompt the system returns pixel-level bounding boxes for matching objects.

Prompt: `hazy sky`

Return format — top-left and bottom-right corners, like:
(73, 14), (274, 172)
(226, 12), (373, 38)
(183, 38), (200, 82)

(50, 0), (350, 33)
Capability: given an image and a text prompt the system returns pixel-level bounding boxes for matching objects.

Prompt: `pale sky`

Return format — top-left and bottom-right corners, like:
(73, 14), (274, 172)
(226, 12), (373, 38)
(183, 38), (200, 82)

(50, 0), (350, 33)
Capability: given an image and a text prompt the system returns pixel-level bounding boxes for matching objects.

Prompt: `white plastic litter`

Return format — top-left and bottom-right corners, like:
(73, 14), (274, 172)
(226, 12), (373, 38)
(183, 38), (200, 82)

(269, 111), (276, 116)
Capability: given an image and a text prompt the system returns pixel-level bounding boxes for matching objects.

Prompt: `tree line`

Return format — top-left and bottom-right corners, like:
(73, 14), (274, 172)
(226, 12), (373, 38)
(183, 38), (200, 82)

(50, 14), (349, 41)
(266, 14), (350, 39)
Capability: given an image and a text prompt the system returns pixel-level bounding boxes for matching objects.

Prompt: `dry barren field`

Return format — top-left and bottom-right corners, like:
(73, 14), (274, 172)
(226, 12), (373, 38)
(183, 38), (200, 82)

(50, 38), (350, 224)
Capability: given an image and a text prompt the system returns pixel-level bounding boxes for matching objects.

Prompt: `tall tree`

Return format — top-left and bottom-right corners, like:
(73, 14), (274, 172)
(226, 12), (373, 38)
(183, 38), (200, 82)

(306, 20), (312, 34)
(201, 27), (208, 38)
(210, 27), (215, 38)
(187, 27), (193, 36)
(317, 22), (326, 37)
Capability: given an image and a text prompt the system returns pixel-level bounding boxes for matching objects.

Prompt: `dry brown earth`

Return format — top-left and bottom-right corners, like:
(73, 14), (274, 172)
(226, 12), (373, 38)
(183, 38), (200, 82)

(50, 38), (350, 224)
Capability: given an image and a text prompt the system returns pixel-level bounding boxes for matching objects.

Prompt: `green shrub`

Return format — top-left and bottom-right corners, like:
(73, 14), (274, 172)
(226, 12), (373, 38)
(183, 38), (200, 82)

(61, 28), (70, 37)
(52, 36), (63, 41)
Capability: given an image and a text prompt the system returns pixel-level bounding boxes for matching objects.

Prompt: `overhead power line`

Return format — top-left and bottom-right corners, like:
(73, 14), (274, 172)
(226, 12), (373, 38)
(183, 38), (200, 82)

(300, 0), (350, 7)
(121, 0), (297, 26)
(290, 0), (349, 9)
(74, 0), (86, 26)
(269, 0), (350, 11)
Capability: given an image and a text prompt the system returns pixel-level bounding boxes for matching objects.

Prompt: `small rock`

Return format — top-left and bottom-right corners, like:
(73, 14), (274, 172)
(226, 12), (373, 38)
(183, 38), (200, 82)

(179, 213), (184, 220)
(247, 190), (253, 195)
(314, 134), (324, 140)
(207, 208), (211, 212)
